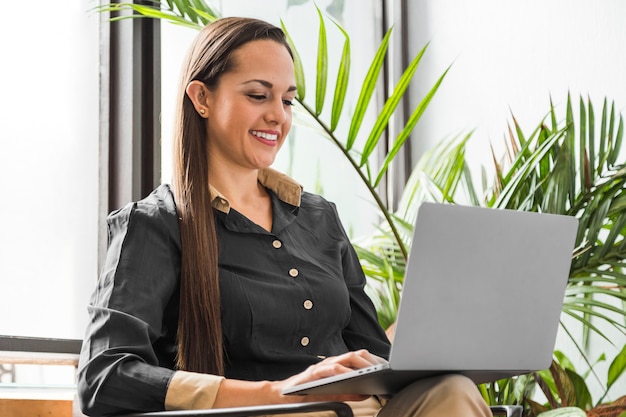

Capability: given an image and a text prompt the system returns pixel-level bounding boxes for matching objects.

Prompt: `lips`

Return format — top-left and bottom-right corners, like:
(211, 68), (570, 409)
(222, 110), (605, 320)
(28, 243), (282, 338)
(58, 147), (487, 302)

(250, 130), (278, 141)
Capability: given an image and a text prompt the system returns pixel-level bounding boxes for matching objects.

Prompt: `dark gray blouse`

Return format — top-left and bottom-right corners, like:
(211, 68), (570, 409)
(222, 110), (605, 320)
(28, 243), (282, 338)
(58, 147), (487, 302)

(77, 181), (390, 415)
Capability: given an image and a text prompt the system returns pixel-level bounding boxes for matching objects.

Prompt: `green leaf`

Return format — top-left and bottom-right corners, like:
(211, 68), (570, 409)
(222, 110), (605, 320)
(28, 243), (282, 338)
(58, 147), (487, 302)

(586, 96), (596, 188)
(563, 298), (626, 331)
(579, 96), (587, 195)
(330, 22), (350, 132)
(565, 94), (576, 207)
(607, 343), (626, 389)
(179, 0), (200, 23)
(171, 0), (188, 15)
(281, 21), (306, 101)
(314, 6), (328, 116)
(345, 28), (392, 150)
(598, 98), (609, 175)
(96, 2), (206, 30)
(189, 0), (220, 19)
(609, 114), (624, 167)
(360, 43), (428, 167)
(561, 307), (619, 344)
(600, 201), (626, 259)
(494, 129), (565, 209)
(192, 8), (218, 25)
(542, 140), (571, 214)
(374, 65), (450, 187)
(491, 119), (542, 198)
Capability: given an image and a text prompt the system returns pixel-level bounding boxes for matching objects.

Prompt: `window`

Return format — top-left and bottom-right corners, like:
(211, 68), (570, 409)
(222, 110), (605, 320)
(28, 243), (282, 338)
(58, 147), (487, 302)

(0, 1), (99, 340)
(0, 0), (99, 391)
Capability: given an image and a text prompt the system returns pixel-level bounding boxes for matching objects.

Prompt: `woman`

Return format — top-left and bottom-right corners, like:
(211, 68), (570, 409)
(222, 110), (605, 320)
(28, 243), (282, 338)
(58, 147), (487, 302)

(77, 17), (491, 417)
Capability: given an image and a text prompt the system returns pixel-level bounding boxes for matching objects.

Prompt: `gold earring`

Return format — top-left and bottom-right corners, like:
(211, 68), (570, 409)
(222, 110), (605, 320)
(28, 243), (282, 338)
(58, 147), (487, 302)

(200, 109), (206, 115)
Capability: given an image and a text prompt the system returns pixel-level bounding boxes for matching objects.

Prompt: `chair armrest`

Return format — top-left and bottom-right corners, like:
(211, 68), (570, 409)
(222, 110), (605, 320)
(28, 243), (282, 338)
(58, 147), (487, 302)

(119, 402), (353, 417)
(490, 405), (523, 417)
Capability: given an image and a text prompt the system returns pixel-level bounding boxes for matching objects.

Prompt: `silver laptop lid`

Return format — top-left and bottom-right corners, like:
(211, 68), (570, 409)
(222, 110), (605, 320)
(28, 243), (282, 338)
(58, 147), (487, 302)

(391, 203), (578, 373)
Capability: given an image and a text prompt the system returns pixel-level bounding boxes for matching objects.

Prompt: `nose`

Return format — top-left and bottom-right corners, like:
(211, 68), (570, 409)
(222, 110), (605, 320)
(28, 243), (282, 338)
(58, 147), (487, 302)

(264, 98), (288, 125)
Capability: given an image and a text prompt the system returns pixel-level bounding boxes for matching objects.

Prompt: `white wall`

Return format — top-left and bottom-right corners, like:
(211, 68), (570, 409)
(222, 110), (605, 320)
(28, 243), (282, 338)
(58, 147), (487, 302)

(405, 0), (626, 402)
(408, 0), (626, 166)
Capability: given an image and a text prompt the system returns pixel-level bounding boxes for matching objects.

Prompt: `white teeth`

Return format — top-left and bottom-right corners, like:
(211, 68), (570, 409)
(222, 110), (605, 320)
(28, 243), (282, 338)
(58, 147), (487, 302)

(251, 130), (278, 141)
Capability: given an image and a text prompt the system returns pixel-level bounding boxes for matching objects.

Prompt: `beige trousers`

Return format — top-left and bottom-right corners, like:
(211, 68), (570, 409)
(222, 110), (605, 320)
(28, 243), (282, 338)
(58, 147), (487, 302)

(272, 374), (492, 417)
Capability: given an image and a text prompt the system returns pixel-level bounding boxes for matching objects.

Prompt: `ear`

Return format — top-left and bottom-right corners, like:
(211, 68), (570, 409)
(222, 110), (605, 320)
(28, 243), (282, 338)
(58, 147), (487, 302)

(186, 80), (209, 118)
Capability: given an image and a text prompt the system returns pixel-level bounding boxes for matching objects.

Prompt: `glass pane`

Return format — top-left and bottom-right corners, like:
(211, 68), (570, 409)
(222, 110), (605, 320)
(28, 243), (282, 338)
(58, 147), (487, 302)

(0, 2), (99, 340)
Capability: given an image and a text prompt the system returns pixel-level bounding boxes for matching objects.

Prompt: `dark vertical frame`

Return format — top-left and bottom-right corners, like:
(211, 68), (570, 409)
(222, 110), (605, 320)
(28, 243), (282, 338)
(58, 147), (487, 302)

(98, 0), (161, 269)
(398, 0), (412, 181)
(380, 0), (412, 211)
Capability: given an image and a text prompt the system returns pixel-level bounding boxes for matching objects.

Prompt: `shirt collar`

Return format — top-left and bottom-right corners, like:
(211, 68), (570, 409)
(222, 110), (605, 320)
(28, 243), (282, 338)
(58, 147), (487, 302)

(209, 168), (302, 214)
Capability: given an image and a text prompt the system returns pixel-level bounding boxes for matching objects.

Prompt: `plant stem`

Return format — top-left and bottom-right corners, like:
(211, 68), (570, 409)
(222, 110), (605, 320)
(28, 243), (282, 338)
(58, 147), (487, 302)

(297, 100), (409, 260)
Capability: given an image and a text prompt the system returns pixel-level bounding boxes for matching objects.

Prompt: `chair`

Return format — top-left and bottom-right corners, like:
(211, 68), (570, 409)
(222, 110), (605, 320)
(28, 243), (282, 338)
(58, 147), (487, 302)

(0, 336), (523, 417)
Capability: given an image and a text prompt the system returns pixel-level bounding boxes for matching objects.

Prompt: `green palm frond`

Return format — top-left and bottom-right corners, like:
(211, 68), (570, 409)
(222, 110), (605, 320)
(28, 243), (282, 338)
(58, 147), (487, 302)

(355, 135), (473, 322)
(94, 0), (219, 29)
(359, 43), (429, 169)
(329, 21), (350, 132)
(358, 94), (626, 413)
(313, 5), (328, 116)
(280, 20), (306, 100)
(487, 95), (626, 345)
(373, 64), (451, 188)
(344, 28), (392, 151)
(285, 10), (447, 260)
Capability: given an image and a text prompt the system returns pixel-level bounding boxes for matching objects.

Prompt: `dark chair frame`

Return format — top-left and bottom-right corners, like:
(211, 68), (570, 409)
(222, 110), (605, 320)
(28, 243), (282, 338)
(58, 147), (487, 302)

(120, 402), (353, 417)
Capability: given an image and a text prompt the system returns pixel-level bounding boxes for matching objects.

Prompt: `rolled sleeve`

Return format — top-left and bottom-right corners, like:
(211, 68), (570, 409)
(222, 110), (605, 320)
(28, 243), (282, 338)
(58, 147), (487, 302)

(165, 371), (225, 410)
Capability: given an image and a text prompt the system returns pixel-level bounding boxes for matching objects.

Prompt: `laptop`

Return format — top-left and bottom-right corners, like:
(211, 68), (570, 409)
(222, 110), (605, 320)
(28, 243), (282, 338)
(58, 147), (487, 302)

(283, 202), (578, 396)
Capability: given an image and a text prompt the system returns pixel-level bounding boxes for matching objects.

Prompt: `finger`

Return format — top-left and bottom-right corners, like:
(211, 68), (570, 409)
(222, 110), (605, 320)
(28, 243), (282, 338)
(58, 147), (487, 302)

(323, 350), (387, 370)
(357, 350), (388, 365)
(306, 362), (358, 381)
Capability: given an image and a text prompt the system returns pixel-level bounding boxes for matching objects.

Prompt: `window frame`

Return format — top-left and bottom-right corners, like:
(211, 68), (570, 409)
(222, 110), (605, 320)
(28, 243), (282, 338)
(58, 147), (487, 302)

(98, 1), (162, 268)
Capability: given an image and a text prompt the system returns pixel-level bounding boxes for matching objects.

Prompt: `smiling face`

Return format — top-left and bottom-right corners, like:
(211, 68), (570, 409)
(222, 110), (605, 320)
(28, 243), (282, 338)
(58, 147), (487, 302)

(202, 39), (297, 173)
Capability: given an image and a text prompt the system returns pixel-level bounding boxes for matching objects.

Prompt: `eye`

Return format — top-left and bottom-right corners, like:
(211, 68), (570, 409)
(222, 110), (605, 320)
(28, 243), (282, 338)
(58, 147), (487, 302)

(282, 99), (295, 107)
(247, 94), (267, 101)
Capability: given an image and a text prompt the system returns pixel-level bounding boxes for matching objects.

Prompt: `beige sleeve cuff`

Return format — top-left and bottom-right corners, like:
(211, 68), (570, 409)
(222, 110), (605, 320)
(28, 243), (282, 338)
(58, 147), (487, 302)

(164, 370), (225, 410)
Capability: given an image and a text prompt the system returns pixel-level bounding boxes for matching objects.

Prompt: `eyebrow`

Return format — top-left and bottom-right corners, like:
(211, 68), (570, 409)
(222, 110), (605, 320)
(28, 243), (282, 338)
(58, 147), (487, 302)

(244, 79), (297, 93)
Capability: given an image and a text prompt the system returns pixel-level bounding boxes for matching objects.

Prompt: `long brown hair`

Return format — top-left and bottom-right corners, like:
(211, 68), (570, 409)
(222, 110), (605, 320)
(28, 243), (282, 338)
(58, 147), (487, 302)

(172, 17), (294, 375)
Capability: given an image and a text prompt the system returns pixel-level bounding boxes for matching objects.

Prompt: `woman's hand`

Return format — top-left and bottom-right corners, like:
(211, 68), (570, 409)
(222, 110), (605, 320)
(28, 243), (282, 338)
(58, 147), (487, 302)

(213, 350), (387, 408)
(275, 349), (388, 403)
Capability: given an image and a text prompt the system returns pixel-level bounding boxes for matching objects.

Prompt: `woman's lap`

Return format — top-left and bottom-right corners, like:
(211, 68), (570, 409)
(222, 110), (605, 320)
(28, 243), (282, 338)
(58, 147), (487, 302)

(269, 374), (491, 417)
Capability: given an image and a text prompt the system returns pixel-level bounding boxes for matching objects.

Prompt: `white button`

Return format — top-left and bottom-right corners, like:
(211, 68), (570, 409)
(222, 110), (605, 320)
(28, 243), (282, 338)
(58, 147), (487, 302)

(303, 300), (313, 310)
(301, 337), (310, 346)
(272, 240), (282, 249)
(289, 268), (299, 277)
